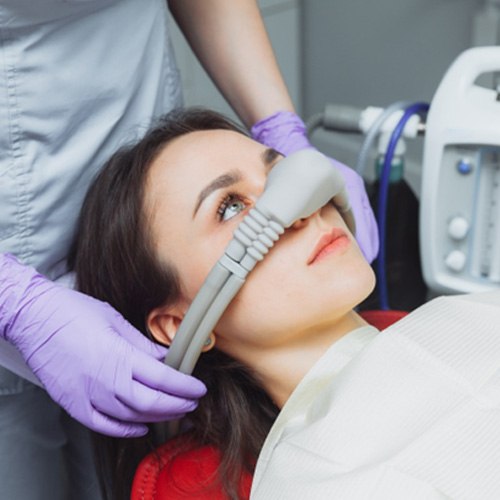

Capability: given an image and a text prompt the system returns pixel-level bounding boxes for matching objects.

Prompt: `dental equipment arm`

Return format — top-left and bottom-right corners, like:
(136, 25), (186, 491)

(165, 149), (354, 374)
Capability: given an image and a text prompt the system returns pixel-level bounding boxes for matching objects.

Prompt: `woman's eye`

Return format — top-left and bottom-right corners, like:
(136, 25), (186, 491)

(218, 195), (247, 221)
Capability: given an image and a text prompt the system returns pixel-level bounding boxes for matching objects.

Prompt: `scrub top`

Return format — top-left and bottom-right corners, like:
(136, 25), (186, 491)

(0, 0), (182, 280)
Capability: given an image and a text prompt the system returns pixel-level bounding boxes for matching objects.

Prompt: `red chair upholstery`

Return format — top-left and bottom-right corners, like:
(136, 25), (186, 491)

(131, 435), (253, 500)
(131, 310), (408, 500)
(359, 309), (408, 330)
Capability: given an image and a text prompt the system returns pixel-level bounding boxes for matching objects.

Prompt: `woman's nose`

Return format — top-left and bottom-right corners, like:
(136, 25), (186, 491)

(291, 217), (308, 229)
(290, 208), (321, 230)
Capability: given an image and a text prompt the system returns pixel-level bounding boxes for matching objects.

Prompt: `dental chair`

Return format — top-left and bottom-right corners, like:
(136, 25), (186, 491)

(131, 309), (408, 500)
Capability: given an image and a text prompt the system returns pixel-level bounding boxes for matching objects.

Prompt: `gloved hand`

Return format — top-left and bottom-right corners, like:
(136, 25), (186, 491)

(251, 111), (379, 263)
(0, 253), (206, 438)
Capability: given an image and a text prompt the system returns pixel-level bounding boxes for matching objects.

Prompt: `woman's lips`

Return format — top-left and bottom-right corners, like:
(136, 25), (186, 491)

(307, 228), (350, 265)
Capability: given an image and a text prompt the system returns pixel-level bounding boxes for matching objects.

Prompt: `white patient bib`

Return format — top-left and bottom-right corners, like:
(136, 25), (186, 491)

(251, 292), (500, 500)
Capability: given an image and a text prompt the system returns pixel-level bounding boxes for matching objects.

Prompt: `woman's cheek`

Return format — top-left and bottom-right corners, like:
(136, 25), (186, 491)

(186, 236), (235, 298)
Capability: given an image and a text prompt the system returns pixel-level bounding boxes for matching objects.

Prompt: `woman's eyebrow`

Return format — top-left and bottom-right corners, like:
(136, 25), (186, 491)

(262, 147), (281, 172)
(193, 170), (242, 217)
(192, 148), (280, 218)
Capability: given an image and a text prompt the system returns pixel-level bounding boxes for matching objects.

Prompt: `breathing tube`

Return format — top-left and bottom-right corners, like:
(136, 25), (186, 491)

(164, 149), (355, 374)
(375, 102), (429, 310)
(355, 101), (412, 176)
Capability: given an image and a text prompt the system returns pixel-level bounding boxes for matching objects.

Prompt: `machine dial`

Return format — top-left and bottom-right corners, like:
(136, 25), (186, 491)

(447, 216), (469, 240)
(444, 250), (466, 272)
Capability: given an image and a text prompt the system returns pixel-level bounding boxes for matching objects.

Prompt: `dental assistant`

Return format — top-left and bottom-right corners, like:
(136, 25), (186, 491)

(0, 1), (378, 498)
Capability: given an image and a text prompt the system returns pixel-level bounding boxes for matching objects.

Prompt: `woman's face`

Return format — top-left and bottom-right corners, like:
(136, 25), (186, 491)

(145, 129), (375, 361)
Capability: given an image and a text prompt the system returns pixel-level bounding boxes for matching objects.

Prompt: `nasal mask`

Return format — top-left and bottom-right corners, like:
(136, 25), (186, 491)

(164, 149), (355, 374)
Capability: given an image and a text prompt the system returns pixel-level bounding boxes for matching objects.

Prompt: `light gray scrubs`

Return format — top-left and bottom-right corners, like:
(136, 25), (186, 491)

(0, 0), (182, 497)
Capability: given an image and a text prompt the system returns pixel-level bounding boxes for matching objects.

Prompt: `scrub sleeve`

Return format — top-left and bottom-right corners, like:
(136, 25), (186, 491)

(0, 0), (182, 498)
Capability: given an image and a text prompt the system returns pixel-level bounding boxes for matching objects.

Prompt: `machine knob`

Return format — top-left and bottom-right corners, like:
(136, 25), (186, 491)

(445, 250), (466, 272)
(448, 216), (469, 240)
(456, 158), (473, 175)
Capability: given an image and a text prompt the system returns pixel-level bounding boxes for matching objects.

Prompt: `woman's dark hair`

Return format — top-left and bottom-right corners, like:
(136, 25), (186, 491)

(70, 108), (279, 500)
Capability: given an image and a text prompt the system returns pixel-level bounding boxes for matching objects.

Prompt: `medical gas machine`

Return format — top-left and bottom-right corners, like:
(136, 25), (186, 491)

(420, 46), (500, 295)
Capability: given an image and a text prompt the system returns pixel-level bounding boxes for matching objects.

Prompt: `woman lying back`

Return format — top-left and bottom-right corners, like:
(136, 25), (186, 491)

(72, 108), (374, 498)
(72, 108), (500, 500)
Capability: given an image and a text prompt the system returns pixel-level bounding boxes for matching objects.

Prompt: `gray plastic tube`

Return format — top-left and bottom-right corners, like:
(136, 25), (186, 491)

(355, 101), (411, 176)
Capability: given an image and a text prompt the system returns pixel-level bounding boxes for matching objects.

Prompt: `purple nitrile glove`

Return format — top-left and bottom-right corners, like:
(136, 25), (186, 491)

(0, 253), (206, 438)
(251, 111), (379, 263)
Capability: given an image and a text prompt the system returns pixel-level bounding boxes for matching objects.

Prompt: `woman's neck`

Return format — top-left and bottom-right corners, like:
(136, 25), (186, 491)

(246, 310), (368, 408)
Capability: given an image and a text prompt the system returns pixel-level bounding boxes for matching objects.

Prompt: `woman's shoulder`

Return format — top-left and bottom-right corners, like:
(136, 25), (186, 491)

(131, 433), (252, 500)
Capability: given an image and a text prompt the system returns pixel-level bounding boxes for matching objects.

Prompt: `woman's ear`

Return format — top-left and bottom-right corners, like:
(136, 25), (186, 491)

(147, 303), (185, 346)
(147, 302), (217, 352)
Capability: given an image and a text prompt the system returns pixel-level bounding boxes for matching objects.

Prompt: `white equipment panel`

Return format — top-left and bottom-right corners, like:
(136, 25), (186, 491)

(420, 47), (500, 294)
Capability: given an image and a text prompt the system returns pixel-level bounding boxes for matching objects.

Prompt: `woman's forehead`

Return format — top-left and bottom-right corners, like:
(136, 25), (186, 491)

(149, 130), (263, 184)
(157, 129), (252, 161)
(144, 130), (263, 214)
